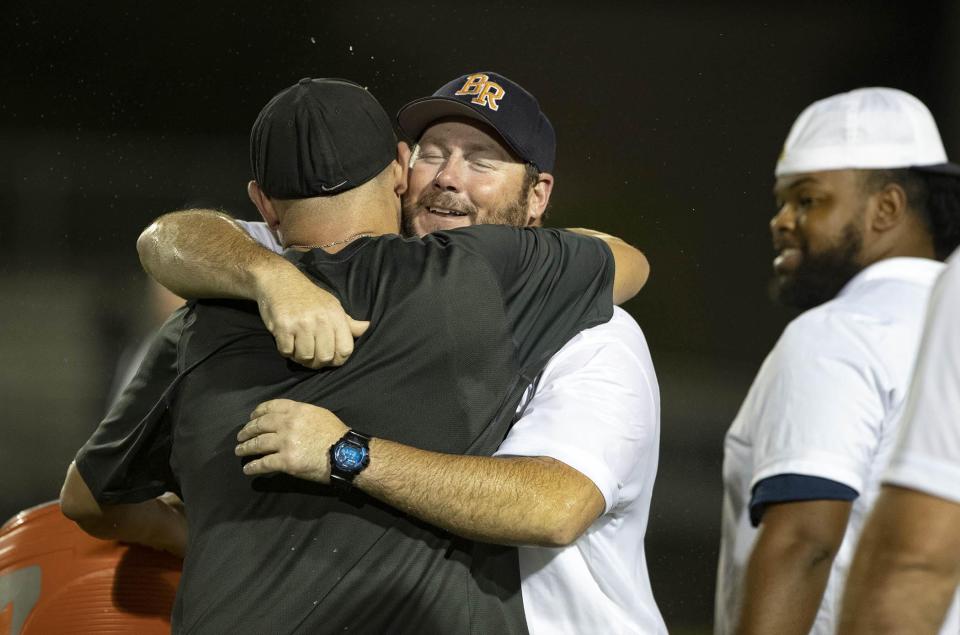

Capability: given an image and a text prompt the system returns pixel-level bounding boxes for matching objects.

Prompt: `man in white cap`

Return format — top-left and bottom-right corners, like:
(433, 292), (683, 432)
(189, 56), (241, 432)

(715, 87), (960, 635)
(839, 247), (960, 634)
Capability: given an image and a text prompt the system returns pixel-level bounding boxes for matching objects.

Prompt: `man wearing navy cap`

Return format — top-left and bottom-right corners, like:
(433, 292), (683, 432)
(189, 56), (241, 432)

(61, 77), (648, 633)
(133, 72), (667, 633)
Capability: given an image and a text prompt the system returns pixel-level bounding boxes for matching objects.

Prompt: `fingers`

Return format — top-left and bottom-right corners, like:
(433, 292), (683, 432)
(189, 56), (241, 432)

(349, 319), (370, 338)
(241, 453), (284, 476)
(261, 291), (370, 369)
(330, 320), (355, 367)
(248, 399), (294, 421)
(311, 333), (335, 369)
(275, 332), (295, 357)
(234, 432), (280, 457)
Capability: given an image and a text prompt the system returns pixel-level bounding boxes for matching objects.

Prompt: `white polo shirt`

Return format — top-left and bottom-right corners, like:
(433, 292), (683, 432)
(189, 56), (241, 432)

(885, 249), (960, 500)
(716, 257), (944, 635)
(496, 307), (666, 634)
(239, 220), (666, 633)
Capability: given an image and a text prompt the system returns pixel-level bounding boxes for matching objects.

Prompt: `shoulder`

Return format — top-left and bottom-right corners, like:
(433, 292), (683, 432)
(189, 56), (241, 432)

(776, 301), (873, 363)
(554, 308), (650, 361)
(541, 308), (656, 391)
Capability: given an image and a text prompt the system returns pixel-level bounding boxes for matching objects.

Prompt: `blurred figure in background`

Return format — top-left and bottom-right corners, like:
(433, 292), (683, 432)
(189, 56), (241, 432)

(840, 247), (960, 634)
(716, 87), (960, 635)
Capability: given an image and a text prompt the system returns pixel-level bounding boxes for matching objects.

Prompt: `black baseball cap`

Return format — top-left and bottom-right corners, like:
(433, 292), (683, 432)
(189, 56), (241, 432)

(250, 78), (397, 199)
(396, 71), (556, 173)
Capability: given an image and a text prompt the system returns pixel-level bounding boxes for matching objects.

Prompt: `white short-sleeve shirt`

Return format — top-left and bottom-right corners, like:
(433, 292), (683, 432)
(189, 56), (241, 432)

(238, 220), (666, 633)
(496, 307), (666, 634)
(885, 250), (960, 501)
(716, 257), (944, 635)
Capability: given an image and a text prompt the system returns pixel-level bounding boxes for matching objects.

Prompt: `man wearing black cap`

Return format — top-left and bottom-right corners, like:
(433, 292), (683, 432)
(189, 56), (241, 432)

(60, 78), (647, 633)
(133, 72), (666, 633)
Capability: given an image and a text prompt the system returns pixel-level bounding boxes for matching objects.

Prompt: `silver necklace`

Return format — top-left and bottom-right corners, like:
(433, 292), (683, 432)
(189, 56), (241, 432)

(302, 232), (373, 249)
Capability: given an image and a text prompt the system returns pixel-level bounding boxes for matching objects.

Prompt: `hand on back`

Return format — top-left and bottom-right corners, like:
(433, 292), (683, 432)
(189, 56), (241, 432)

(256, 267), (370, 369)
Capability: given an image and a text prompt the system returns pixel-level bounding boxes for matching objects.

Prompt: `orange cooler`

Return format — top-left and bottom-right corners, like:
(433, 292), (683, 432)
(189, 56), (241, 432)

(0, 501), (181, 634)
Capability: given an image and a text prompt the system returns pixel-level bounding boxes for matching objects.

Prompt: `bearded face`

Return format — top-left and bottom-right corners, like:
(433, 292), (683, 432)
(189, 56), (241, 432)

(401, 119), (534, 238)
(770, 170), (870, 310)
(771, 222), (864, 309)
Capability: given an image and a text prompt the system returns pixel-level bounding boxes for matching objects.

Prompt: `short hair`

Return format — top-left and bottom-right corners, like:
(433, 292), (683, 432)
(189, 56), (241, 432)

(862, 169), (960, 260)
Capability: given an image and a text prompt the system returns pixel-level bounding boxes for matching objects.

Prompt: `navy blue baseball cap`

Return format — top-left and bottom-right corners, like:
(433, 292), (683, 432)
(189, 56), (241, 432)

(250, 78), (397, 199)
(396, 72), (556, 173)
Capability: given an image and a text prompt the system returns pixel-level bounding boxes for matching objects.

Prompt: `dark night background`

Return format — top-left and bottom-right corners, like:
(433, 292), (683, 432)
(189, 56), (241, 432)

(3, 2), (958, 632)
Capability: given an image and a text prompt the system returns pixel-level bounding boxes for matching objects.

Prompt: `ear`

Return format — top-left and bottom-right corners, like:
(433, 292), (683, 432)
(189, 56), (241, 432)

(525, 172), (555, 227)
(868, 182), (909, 234)
(395, 142), (411, 197)
(247, 180), (280, 230)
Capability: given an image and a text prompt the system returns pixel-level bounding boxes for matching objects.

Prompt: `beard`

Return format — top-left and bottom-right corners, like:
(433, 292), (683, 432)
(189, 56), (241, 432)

(770, 223), (864, 310)
(401, 185), (531, 238)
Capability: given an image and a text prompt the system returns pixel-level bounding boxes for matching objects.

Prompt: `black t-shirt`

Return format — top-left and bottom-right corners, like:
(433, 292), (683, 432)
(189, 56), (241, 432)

(76, 225), (614, 634)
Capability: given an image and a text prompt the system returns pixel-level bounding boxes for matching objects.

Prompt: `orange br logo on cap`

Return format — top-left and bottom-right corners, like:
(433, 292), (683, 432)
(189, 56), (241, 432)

(455, 73), (506, 111)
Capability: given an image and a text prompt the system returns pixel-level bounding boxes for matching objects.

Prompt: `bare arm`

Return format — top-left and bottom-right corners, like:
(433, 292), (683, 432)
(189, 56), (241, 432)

(565, 228), (649, 304)
(60, 462), (187, 558)
(737, 499), (852, 635)
(137, 209), (281, 300)
(234, 400), (604, 547)
(137, 209), (368, 368)
(839, 485), (960, 635)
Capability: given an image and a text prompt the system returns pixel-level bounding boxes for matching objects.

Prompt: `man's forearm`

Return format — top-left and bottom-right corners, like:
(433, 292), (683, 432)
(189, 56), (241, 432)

(237, 403), (604, 547)
(137, 209), (294, 300)
(355, 439), (603, 547)
(61, 463), (187, 557)
(79, 498), (187, 558)
(737, 500), (850, 635)
(738, 534), (833, 634)
(839, 487), (960, 634)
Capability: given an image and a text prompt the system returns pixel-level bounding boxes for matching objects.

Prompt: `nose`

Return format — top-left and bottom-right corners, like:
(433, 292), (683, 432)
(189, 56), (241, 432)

(434, 156), (465, 192)
(770, 204), (796, 238)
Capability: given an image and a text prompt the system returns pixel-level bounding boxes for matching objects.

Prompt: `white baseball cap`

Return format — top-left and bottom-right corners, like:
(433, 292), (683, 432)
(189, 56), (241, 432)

(775, 87), (960, 177)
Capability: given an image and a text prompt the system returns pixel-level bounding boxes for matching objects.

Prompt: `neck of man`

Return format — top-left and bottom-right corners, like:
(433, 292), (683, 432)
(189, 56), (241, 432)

(280, 199), (400, 253)
(861, 228), (938, 268)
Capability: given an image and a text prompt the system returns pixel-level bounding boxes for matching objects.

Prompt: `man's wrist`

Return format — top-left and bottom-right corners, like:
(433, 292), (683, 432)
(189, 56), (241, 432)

(329, 429), (372, 489)
(249, 255), (299, 301)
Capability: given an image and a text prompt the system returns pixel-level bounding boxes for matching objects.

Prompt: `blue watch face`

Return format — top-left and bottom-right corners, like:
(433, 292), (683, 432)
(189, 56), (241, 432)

(333, 442), (368, 472)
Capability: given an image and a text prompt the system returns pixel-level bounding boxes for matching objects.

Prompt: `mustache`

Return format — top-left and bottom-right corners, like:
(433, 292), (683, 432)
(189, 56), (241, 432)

(416, 191), (478, 217)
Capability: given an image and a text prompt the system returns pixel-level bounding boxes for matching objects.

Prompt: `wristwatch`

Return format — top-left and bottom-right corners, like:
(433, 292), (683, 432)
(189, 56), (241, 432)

(329, 429), (372, 488)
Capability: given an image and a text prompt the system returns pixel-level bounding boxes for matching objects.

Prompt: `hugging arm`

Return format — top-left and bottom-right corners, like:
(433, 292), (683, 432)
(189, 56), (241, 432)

(138, 209), (368, 368)
(60, 462), (187, 558)
(234, 399), (603, 547)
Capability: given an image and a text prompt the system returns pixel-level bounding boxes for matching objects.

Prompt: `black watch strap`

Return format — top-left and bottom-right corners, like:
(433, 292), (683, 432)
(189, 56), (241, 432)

(329, 429), (372, 489)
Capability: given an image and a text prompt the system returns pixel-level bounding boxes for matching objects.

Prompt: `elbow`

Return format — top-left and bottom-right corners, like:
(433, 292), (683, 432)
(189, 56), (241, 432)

(784, 533), (843, 572)
(59, 463), (103, 528)
(60, 493), (99, 529)
(539, 523), (582, 548)
(632, 251), (651, 293)
(534, 508), (593, 548)
(612, 249), (650, 305)
(60, 493), (110, 539)
(136, 220), (163, 275)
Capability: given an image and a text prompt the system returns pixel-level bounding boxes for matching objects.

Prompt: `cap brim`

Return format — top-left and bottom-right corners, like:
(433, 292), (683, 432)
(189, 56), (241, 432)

(912, 162), (960, 177)
(396, 96), (526, 162)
